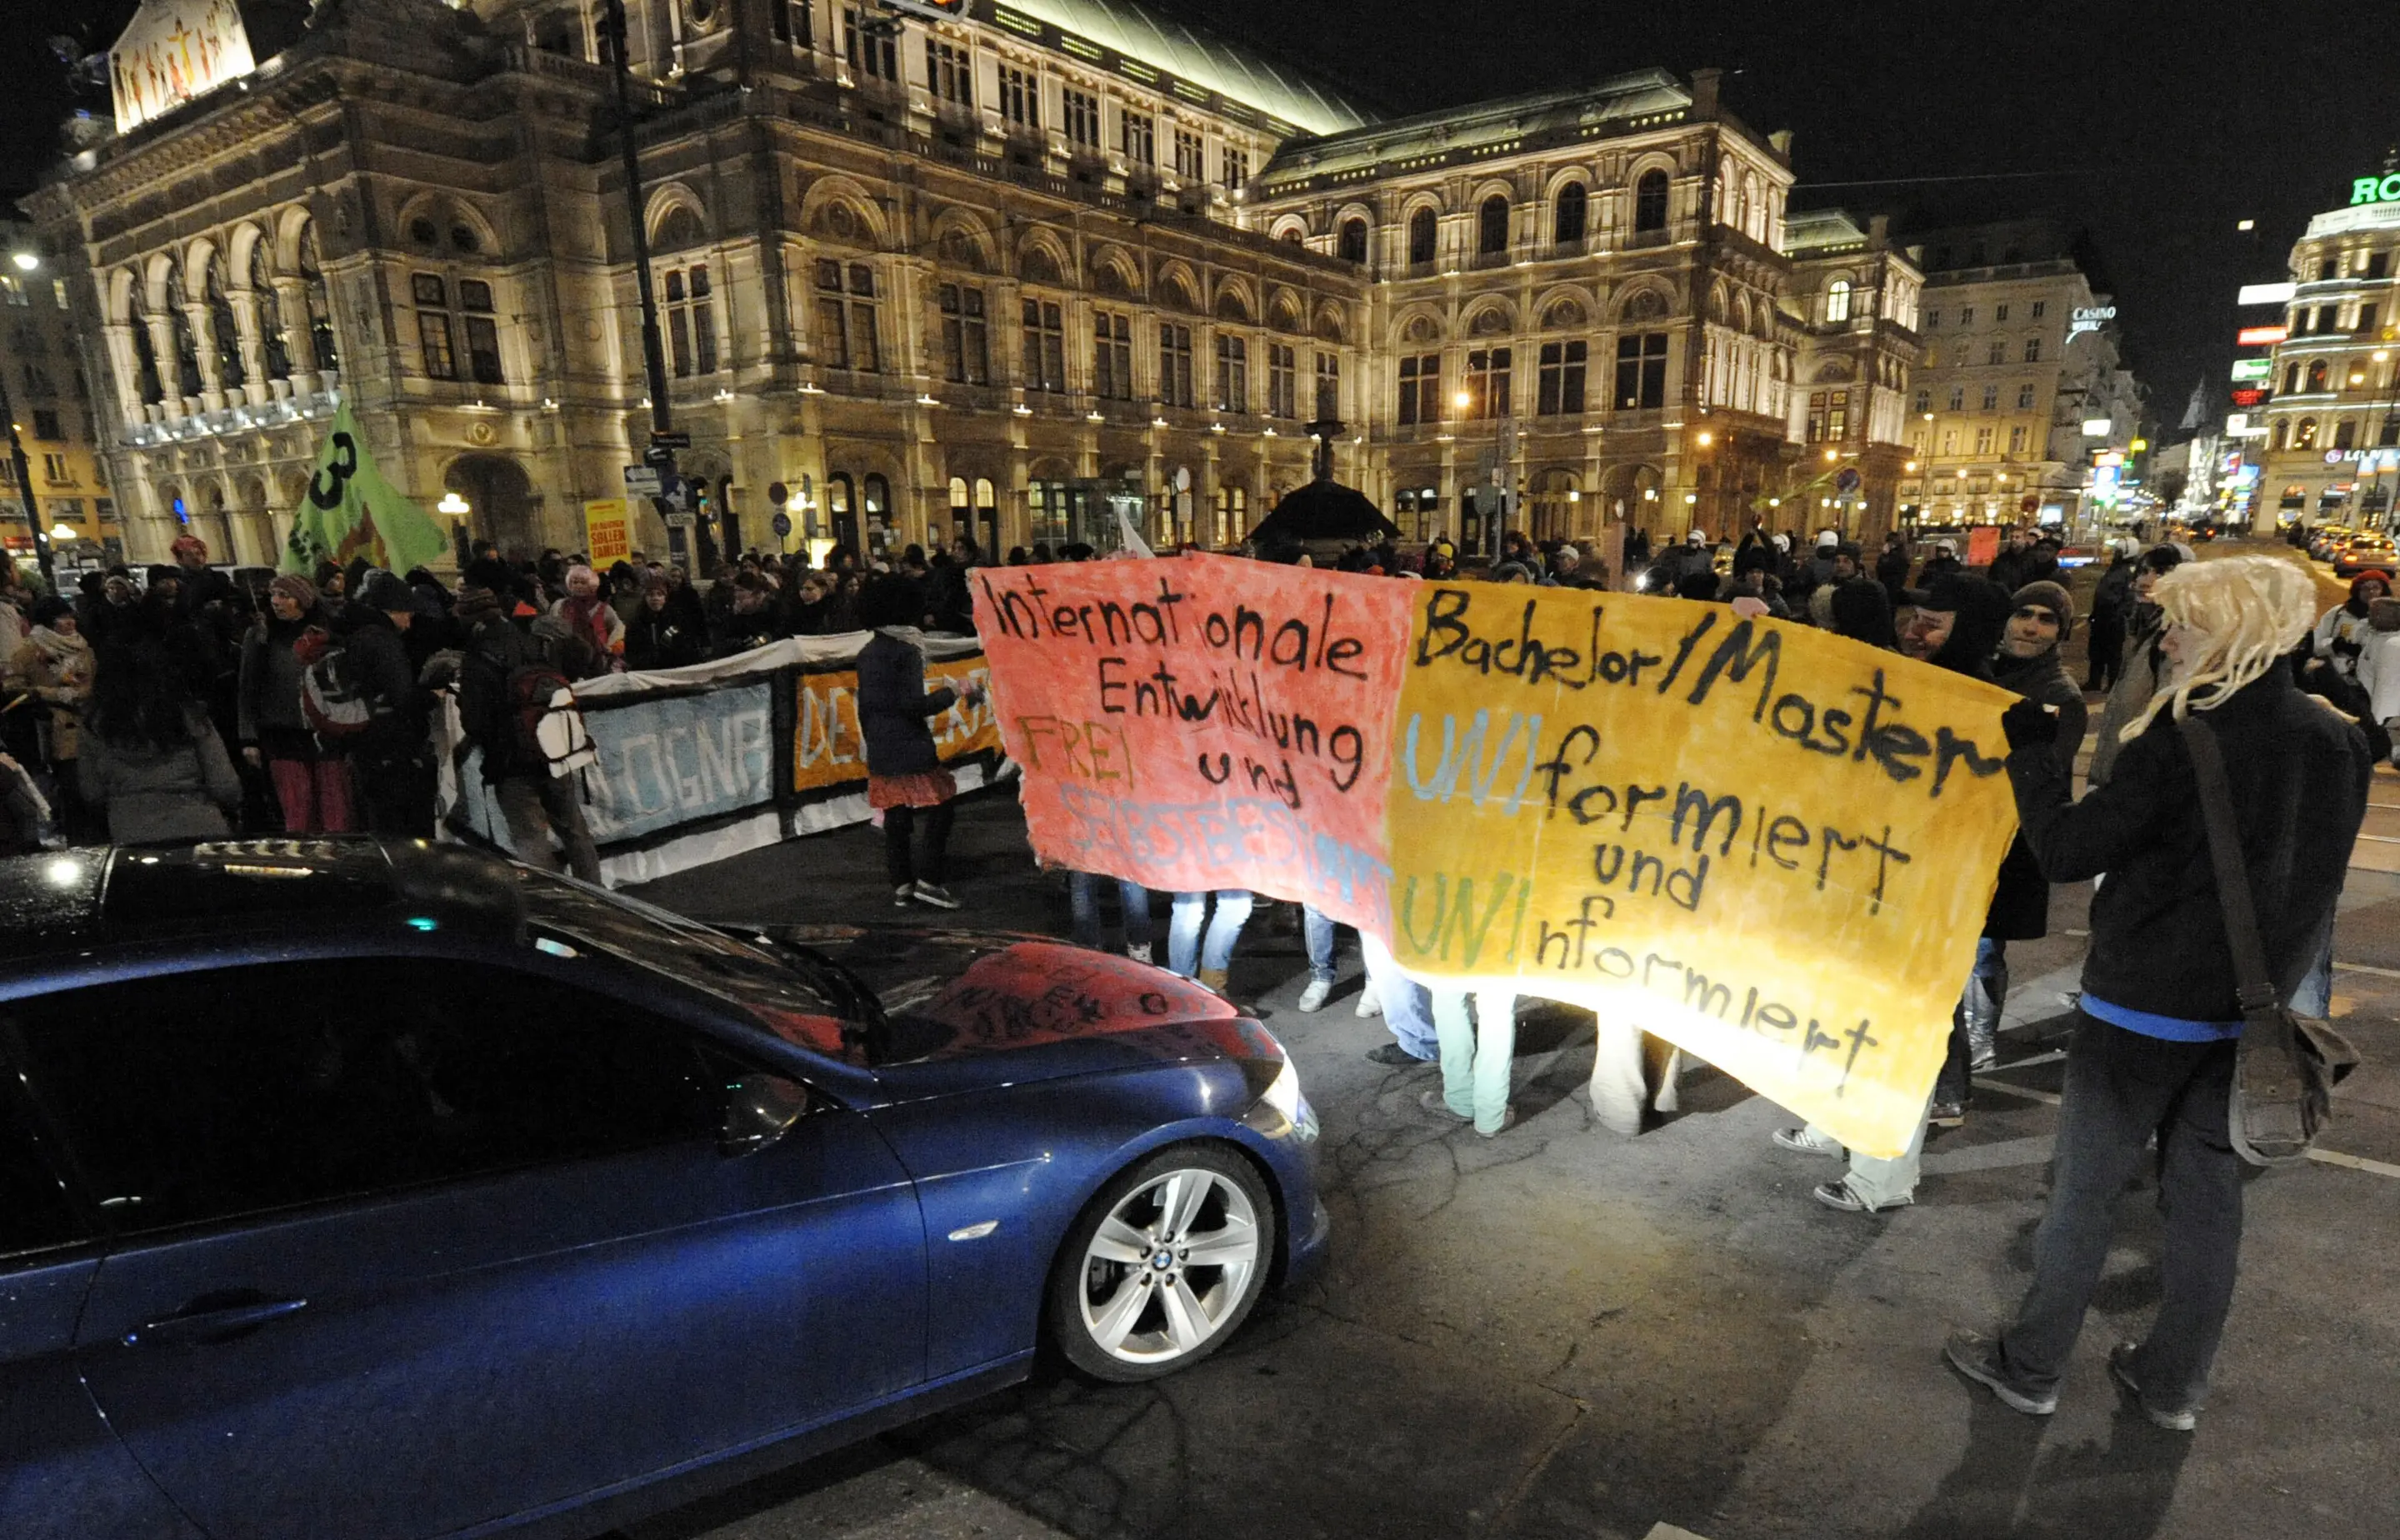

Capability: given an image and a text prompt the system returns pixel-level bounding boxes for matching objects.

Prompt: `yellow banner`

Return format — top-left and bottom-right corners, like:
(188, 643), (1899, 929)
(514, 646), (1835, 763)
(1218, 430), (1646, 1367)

(1387, 584), (2018, 1156)
(583, 498), (632, 566)
(792, 656), (1001, 794)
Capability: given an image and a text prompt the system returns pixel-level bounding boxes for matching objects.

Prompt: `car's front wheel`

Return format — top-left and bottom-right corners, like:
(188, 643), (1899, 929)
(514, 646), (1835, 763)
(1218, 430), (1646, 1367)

(1048, 1144), (1274, 1382)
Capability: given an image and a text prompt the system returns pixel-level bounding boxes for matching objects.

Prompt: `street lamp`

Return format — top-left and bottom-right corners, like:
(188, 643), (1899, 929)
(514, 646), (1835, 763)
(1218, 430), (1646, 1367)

(437, 492), (470, 516)
(9, 252), (35, 273)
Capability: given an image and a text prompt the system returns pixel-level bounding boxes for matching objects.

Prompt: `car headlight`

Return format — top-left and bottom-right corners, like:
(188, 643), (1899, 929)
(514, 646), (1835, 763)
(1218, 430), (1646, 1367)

(1246, 1057), (1318, 1142)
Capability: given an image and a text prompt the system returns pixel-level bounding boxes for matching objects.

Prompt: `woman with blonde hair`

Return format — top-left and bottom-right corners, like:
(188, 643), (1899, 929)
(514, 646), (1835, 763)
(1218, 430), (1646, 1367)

(1947, 556), (2370, 1431)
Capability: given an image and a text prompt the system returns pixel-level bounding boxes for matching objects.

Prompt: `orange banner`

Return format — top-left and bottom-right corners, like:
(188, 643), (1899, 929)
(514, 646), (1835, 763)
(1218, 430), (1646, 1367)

(790, 656), (1001, 795)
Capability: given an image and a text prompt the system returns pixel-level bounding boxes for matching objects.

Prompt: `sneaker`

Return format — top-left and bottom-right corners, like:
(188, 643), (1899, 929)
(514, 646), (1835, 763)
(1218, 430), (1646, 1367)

(1943, 1330), (2058, 1416)
(2109, 1342), (2198, 1431)
(1928, 1101), (1967, 1128)
(1417, 1088), (1469, 1122)
(1355, 990), (1383, 1018)
(910, 882), (962, 910)
(892, 884), (914, 908)
(1297, 978), (1333, 1012)
(1124, 942), (1152, 964)
(1812, 1179), (1914, 1214)
(1365, 1042), (1431, 1068)
(1474, 1106), (1517, 1139)
(1772, 1126), (1843, 1156)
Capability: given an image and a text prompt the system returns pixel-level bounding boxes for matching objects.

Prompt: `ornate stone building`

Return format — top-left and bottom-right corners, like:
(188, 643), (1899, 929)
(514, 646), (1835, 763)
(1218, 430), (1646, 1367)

(1782, 209), (1922, 542)
(27, 0), (1918, 566)
(2256, 177), (2400, 530)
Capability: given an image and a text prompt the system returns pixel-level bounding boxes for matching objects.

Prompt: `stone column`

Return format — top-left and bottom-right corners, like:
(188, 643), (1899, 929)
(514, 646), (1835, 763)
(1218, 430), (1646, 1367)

(100, 323), (145, 424)
(272, 278), (317, 374)
(145, 315), (182, 418)
(182, 303), (223, 410)
(230, 290), (268, 407)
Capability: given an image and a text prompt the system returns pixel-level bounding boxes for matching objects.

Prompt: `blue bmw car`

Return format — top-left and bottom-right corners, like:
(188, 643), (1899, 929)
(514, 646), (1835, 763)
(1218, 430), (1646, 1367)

(0, 840), (1325, 1540)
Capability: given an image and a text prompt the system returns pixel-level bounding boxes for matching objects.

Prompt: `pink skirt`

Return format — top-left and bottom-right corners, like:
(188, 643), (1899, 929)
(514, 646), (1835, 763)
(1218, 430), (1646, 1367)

(868, 769), (957, 810)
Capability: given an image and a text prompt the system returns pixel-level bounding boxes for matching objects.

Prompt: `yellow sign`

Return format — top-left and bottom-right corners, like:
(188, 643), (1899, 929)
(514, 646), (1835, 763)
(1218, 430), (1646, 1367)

(1386, 586), (2018, 1156)
(582, 498), (632, 566)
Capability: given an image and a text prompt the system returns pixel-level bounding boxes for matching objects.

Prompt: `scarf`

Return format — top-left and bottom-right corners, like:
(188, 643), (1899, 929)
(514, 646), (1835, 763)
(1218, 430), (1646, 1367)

(28, 625), (91, 685)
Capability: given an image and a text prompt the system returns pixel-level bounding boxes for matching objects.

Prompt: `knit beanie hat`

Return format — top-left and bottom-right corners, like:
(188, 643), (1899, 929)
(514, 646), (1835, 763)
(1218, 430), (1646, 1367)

(358, 570), (413, 614)
(268, 572), (318, 610)
(452, 585), (502, 627)
(2012, 578), (2075, 629)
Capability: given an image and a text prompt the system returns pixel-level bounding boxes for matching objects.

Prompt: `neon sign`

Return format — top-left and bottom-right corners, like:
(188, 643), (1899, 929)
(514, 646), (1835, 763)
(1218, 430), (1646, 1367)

(2067, 305), (2118, 342)
(2237, 325), (2289, 347)
(2352, 174), (2400, 207)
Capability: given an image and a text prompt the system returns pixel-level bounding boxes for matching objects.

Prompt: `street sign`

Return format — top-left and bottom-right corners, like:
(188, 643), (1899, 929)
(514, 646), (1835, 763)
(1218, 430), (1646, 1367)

(1834, 467), (1862, 494)
(648, 430), (692, 450)
(622, 464), (662, 498)
(642, 444), (677, 465)
(2230, 358), (2272, 382)
(771, 511), (792, 538)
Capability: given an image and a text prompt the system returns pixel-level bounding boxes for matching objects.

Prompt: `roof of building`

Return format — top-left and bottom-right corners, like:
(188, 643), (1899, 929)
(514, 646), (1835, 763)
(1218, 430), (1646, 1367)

(1258, 69), (1693, 185)
(998, 0), (1372, 135)
(1783, 208), (1871, 256)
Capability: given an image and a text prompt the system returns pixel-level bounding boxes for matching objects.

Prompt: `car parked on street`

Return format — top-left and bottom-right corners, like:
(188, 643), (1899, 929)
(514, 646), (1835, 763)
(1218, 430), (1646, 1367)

(0, 840), (1325, 1540)
(2335, 533), (2398, 576)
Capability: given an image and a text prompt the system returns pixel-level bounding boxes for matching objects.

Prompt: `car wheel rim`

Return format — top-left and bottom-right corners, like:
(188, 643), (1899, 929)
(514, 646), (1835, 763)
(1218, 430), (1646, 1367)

(1078, 1167), (1260, 1365)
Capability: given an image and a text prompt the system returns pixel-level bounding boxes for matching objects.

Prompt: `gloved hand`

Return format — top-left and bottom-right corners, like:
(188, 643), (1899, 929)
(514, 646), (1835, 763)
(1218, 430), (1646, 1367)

(2001, 699), (2059, 753)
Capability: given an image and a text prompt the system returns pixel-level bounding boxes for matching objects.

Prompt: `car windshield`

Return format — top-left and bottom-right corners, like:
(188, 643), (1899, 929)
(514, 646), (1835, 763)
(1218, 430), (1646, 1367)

(516, 870), (873, 1063)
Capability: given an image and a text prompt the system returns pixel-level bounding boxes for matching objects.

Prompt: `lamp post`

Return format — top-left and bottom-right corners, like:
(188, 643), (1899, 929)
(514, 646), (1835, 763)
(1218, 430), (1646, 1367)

(2, 250), (50, 590)
(598, 0), (678, 560)
(437, 489), (471, 569)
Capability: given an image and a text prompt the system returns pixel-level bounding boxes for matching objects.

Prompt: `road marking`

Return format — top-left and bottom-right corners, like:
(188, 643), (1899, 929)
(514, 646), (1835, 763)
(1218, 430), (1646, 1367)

(2308, 1148), (2400, 1179)
(1976, 1078), (2062, 1108)
(2333, 959), (2400, 980)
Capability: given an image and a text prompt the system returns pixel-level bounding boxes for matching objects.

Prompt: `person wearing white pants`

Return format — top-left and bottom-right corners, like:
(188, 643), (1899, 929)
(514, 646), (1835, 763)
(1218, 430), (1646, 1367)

(1588, 1012), (1682, 1136)
(1421, 986), (1518, 1136)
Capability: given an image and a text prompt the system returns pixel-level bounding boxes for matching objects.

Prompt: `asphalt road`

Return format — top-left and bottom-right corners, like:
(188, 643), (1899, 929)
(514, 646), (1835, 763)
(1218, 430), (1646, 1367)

(615, 756), (2400, 1540)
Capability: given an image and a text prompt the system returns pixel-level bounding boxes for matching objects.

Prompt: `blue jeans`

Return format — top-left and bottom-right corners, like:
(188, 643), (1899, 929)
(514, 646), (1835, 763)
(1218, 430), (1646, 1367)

(1168, 890), (1253, 978)
(2292, 929), (2334, 1018)
(1302, 904), (1338, 984)
(1069, 872), (1152, 950)
(1360, 932), (1438, 1060)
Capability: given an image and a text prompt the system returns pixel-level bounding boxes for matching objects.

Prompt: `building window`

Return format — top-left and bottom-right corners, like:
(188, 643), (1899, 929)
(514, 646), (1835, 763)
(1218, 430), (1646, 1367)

(1982, 341), (2002, 366)
(770, 0), (813, 45)
(1219, 145), (1250, 189)
(1633, 169), (1669, 233)
(927, 39), (973, 108)
(412, 272), (457, 380)
(1063, 88), (1100, 150)
(1941, 428), (1958, 454)
(40, 452), (68, 483)
(2284, 362), (2302, 394)
(1159, 322), (1195, 407)
(1947, 386), (1964, 411)
(1398, 352), (1438, 425)
(2022, 338), (2042, 362)
(1824, 280), (1852, 324)
(1336, 218), (1368, 265)
(1537, 340), (1586, 415)
(1613, 332), (1668, 410)
(842, 7), (897, 81)
(663, 267), (715, 378)
(1958, 307), (1973, 325)
(1807, 390), (1851, 442)
(1478, 195), (1510, 256)
(1093, 311), (1132, 399)
(2362, 302), (2382, 335)
(1315, 352), (1340, 418)
(1212, 484), (1246, 548)
(248, 240), (289, 382)
(1553, 183), (1588, 248)
(1172, 128), (1202, 180)
(1994, 302), (2010, 322)
(1923, 309), (1938, 328)
(814, 259), (880, 371)
(1974, 427), (1995, 455)
(2370, 252), (2392, 279)
(458, 278), (503, 384)
(30, 410), (61, 442)
(2030, 300), (2045, 319)
(2016, 382), (2035, 410)
(1981, 384), (1999, 411)
(998, 65), (1038, 129)
(1267, 342), (1297, 418)
(940, 283), (989, 384)
(2308, 359), (2330, 392)
(1022, 298), (1065, 392)
(2295, 418), (2318, 449)
(2336, 418), (2358, 450)
(1463, 347), (1511, 418)
(1407, 208), (1438, 266)
(2008, 424), (2028, 453)
(1912, 388), (1931, 412)
(1213, 332), (1248, 412)
(1120, 108), (1154, 166)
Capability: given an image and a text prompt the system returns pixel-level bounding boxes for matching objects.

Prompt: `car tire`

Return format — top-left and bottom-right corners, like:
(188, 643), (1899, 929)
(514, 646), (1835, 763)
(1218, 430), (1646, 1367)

(1046, 1143), (1276, 1383)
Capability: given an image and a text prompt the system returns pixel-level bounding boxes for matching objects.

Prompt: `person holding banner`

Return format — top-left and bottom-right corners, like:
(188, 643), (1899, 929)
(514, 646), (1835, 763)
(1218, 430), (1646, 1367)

(858, 575), (982, 910)
(1420, 987), (1518, 1138)
(1949, 556), (2369, 1429)
(1167, 889), (1255, 998)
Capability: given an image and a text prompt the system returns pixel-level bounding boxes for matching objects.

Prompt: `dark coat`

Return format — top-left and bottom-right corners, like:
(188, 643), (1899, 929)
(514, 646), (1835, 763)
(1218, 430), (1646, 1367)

(2008, 671), (2372, 1017)
(856, 631), (956, 778)
(623, 607), (702, 672)
(339, 606), (427, 759)
(1985, 643), (2088, 941)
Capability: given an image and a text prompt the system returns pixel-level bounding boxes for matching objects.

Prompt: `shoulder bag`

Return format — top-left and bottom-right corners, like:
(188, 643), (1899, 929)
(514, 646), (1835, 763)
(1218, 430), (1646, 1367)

(2179, 715), (2359, 1167)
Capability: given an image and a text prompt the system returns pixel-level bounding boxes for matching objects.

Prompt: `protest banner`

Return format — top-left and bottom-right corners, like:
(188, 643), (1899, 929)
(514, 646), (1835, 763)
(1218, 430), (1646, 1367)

(281, 402), (450, 575)
(583, 498), (632, 565)
(1966, 525), (2002, 568)
(977, 558), (2019, 1157)
(792, 655), (1002, 797)
(974, 554), (1411, 936)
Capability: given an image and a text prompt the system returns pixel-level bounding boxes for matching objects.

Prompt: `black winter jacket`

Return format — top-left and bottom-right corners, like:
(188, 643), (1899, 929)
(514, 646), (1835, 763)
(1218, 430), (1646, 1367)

(856, 630), (956, 778)
(2008, 671), (2371, 1017)
(1985, 643), (2088, 940)
(340, 607), (427, 759)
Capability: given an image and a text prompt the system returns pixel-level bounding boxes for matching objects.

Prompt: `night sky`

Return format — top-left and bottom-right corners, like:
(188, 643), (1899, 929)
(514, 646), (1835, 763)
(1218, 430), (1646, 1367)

(7, 0), (2395, 428)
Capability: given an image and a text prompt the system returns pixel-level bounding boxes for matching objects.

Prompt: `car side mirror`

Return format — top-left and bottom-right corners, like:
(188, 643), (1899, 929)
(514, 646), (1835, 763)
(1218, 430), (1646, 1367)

(720, 1072), (815, 1157)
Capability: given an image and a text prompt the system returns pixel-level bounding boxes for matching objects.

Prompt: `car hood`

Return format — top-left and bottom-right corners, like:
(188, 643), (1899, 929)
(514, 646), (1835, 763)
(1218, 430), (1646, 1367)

(759, 925), (1282, 1098)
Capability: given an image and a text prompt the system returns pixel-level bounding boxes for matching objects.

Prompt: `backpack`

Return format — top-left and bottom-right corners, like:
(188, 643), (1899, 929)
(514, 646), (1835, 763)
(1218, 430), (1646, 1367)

(508, 664), (597, 778)
(292, 626), (373, 739)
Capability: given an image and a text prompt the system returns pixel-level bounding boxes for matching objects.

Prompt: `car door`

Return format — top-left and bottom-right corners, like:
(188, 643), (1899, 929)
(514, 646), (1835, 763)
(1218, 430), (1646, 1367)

(11, 952), (924, 1540)
(0, 1068), (200, 1540)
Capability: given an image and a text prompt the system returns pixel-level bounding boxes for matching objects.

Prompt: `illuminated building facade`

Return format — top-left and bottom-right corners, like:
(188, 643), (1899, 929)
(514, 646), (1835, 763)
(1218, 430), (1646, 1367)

(0, 218), (121, 571)
(2258, 173), (2400, 531)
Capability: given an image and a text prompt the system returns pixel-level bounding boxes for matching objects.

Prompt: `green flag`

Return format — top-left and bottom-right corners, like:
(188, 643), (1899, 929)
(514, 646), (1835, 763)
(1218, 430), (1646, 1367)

(281, 402), (450, 574)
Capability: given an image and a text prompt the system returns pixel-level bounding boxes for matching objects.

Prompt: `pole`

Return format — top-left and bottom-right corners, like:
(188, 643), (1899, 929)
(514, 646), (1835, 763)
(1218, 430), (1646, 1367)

(599, 0), (680, 559)
(0, 368), (50, 590)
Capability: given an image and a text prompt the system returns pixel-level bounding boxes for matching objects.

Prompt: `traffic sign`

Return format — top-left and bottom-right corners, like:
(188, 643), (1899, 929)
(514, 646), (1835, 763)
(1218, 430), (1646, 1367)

(771, 511), (792, 538)
(1834, 467), (1862, 494)
(622, 464), (662, 498)
(648, 430), (691, 450)
(642, 444), (677, 465)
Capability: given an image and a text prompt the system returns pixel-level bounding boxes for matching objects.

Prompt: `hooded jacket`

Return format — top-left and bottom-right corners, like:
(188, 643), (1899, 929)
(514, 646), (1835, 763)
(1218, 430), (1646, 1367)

(1922, 577), (2051, 940)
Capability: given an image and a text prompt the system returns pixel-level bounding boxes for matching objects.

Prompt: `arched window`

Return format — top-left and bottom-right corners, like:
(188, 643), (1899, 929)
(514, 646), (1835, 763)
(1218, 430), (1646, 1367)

(1824, 279), (1852, 325)
(948, 476), (972, 541)
(1408, 207), (1437, 266)
(1553, 183), (1588, 248)
(1338, 217), (1368, 264)
(203, 250), (244, 391)
(248, 239), (289, 382)
(2296, 418), (2319, 449)
(127, 278), (163, 406)
(2308, 359), (2330, 392)
(1633, 169), (1670, 233)
(299, 222), (337, 373)
(1478, 195), (1510, 256)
